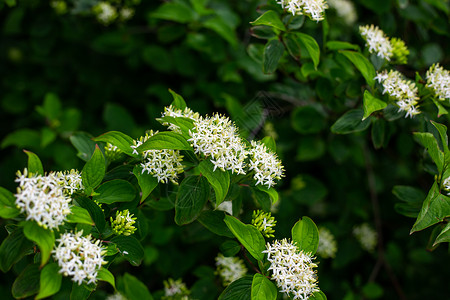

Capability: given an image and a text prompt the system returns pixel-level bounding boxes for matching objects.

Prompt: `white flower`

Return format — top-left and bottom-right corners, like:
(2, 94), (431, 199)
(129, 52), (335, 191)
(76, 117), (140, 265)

(277, 0), (328, 22)
(163, 278), (190, 298)
(353, 223), (377, 252)
(188, 114), (248, 175)
(15, 169), (72, 230)
(52, 231), (106, 285)
(161, 105), (200, 134)
(131, 131), (184, 184)
(359, 25), (393, 60)
(317, 227), (337, 259)
(248, 140), (284, 188)
(216, 200), (233, 215)
(375, 70), (420, 118)
(94, 2), (117, 25)
(106, 292), (127, 300)
(215, 253), (248, 286)
(426, 63), (450, 101)
(327, 0), (356, 25)
(120, 7), (134, 21)
(443, 177), (450, 194)
(55, 169), (84, 195)
(263, 239), (319, 300)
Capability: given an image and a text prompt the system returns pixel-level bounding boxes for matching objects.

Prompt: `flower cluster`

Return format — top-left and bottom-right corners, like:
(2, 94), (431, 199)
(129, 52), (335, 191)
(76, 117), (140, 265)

(161, 105), (200, 134)
(252, 210), (277, 238)
(215, 253), (248, 286)
(15, 169), (73, 230)
(52, 231), (106, 285)
(263, 239), (319, 299)
(359, 25), (393, 61)
(162, 278), (190, 300)
(327, 0), (356, 25)
(104, 143), (122, 162)
(248, 140), (284, 188)
(375, 70), (420, 118)
(188, 114), (248, 175)
(106, 292), (127, 300)
(317, 227), (337, 259)
(55, 169), (84, 195)
(426, 63), (450, 101)
(277, 0), (328, 22)
(353, 223), (377, 252)
(131, 131), (184, 184)
(110, 209), (137, 236)
(442, 176), (450, 194)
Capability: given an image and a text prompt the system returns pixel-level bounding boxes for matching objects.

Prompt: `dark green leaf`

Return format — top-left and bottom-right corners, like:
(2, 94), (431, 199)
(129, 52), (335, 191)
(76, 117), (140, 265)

(93, 131), (135, 156)
(430, 121), (449, 154)
(175, 176), (210, 225)
(36, 93), (61, 122)
(224, 216), (265, 261)
(133, 166), (158, 203)
(93, 179), (137, 204)
(250, 10), (286, 31)
(291, 106), (326, 134)
(310, 290), (328, 300)
(291, 216), (319, 254)
(123, 273), (154, 300)
(66, 206), (94, 225)
(363, 90), (387, 120)
(36, 263), (62, 299)
(203, 16), (238, 47)
(198, 160), (230, 206)
(263, 39), (284, 74)
(255, 185), (279, 204)
(434, 222), (450, 245)
(97, 268), (115, 289)
(371, 118), (386, 149)
(75, 196), (106, 233)
(169, 89), (187, 109)
(111, 236), (144, 266)
(413, 132), (444, 174)
(218, 276), (253, 300)
(295, 32), (320, 69)
(0, 227), (33, 272)
(331, 109), (371, 134)
(24, 150), (44, 175)
(251, 274), (277, 300)
(393, 186), (424, 218)
(12, 264), (40, 299)
(340, 50), (376, 87)
(197, 210), (234, 238)
(261, 136), (276, 152)
(326, 41), (359, 51)
(23, 221), (55, 267)
(138, 131), (192, 152)
(219, 240), (241, 257)
(82, 145), (105, 191)
(1, 129), (41, 149)
(70, 132), (97, 162)
(70, 283), (91, 300)
(149, 2), (196, 24)
(0, 187), (20, 219)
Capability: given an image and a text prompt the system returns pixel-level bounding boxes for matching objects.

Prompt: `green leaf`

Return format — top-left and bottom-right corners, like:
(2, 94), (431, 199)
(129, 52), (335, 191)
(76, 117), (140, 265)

(219, 240), (241, 257)
(12, 263), (40, 299)
(97, 268), (115, 289)
(203, 16), (238, 47)
(326, 41), (359, 51)
(123, 273), (154, 300)
(250, 10), (286, 31)
(413, 132), (444, 174)
(133, 166), (158, 203)
(371, 118), (386, 149)
(291, 216), (319, 254)
(255, 185), (279, 204)
(430, 121), (449, 154)
(75, 196), (106, 233)
(1, 128), (41, 149)
(331, 109), (372, 134)
(224, 215), (265, 261)
(138, 131), (192, 152)
(411, 182), (450, 233)
(82, 145), (105, 191)
(362, 90), (387, 120)
(0, 187), (20, 219)
(66, 206), (94, 225)
(157, 116), (195, 139)
(340, 50), (376, 87)
(310, 290), (328, 300)
(432, 98), (448, 117)
(149, 2), (196, 23)
(36, 263), (62, 299)
(263, 39), (284, 74)
(218, 275), (253, 300)
(93, 179), (137, 204)
(70, 132), (97, 162)
(197, 210), (234, 238)
(169, 89), (187, 109)
(111, 236), (144, 266)
(291, 106), (326, 134)
(93, 131), (135, 156)
(70, 283), (91, 300)
(251, 274), (277, 300)
(0, 227), (33, 272)
(23, 221), (55, 267)
(36, 93), (61, 123)
(24, 150), (44, 175)
(393, 186), (424, 218)
(175, 176), (210, 225)
(434, 222), (450, 245)
(198, 160), (230, 206)
(261, 136), (276, 152)
(295, 32), (320, 69)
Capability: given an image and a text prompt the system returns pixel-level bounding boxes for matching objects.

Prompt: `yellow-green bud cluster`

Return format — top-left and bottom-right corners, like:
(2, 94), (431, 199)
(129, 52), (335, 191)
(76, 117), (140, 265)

(251, 210), (276, 238)
(110, 210), (137, 236)
(104, 143), (122, 162)
(390, 38), (409, 65)
(162, 278), (190, 300)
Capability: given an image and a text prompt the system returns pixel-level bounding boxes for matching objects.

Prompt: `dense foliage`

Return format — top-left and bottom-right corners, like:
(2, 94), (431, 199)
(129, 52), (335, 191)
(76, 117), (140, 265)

(0, 0), (449, 299)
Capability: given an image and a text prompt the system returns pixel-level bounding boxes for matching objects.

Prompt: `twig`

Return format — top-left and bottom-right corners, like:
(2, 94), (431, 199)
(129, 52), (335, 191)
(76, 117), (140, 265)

(241, 245), (261, 274)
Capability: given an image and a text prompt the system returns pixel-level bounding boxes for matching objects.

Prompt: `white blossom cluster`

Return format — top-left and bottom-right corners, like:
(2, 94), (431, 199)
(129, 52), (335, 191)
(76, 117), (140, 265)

(263, 239), (319, 300)
(163, 278), (190, 299)
(188, 114), (248, 175)
(353, 223), (377, 252)
(426, 63), (450, 101)
(215, 253), (248, 286)
(277, 0), (328, 22)
(15, 169), (76, 230)
(55, 169), (84, 195)
(248, 140), (284, 188)
(161, 105), (200, 134)
(443, 177), (450, 194)
(52, 231), (106, 285)
(106, 292), (127, 300)
(131, 131), (184, 184)
(327, 0), (356, 25)
(95, 2), (117, 24)
(375, 70), (420, 118)
(359, 25), (393, 60)
(317, 227), (337, 259)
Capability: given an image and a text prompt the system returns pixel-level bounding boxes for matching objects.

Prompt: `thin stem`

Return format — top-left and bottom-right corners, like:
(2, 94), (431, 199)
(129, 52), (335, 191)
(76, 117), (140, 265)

(241, 245), (261, 275)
